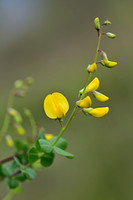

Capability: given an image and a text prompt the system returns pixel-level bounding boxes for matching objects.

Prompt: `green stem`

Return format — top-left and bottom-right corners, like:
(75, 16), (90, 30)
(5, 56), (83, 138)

(52, 106), (78, 146)
(94, 26), (103, 63)
(2, 191), (15, 200)
(52, 25), (103, 147)
(0, 89), (15, 142)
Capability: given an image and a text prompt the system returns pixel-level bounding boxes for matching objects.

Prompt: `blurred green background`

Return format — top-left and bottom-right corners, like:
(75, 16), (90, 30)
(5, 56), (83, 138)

(0, 0), (133, 200)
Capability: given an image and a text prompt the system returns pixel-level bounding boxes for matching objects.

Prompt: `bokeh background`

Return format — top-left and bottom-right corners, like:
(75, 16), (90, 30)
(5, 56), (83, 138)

(0, 0), (133, 200)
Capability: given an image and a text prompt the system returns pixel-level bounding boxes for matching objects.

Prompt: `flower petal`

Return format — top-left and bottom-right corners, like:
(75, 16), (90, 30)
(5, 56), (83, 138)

(44, 94), (57, 119)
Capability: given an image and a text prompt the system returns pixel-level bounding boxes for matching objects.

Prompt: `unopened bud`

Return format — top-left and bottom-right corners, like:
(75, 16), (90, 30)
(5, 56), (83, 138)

(87, 63), (97, 73)
(101, 59), (117, 68)
(26, 77), (34, 85)
(106, 32), (116, 39)
(98, 49), (108, 60)
(92, 91), (109, 102)
(76, 96), (91, 108)
(86, 77), (100, 93)
(14, 80), (24, 89)
(14, 124), (25, 135)
(83, 107), (109, 118)
(94, 17), (100, 30)
(5, 135), (14, 147)
(8, 108), (22, 123)
(103, 20), (111, 25)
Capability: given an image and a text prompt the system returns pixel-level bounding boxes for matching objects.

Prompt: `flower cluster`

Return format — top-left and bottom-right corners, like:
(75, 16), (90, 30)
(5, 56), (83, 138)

(44, 17), (117, 120)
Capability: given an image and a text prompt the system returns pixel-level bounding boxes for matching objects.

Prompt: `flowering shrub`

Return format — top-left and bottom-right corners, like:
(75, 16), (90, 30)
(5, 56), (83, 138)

(0, 17), (117, 200)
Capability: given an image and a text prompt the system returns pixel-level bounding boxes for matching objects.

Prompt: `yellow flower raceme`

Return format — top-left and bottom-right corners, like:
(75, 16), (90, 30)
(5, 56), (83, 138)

(83, 107), (109, 118)
(44, 92), (69, 119)
(86, 77), (100, 93)
(101, 59), (117, 68)
(92, 91), (109, 102)
(5, 135), (14, 147)
(87, 63), (97, 73)
(76, 96), (91, 108)
(45, 134), (54, 141)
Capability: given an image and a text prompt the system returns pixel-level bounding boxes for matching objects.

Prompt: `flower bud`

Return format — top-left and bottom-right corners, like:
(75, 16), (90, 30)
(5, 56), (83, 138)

(106, 32), (116, 39)
(79, 88), (84, 95)
(98, 49), (108, 60)
(8, 108), (17, 116)
(86, 77), (100, 93)
(8, 108), (22, 124)
(87, 63), (97, 73)
(14, 80), (24, 89)
(45, 134), (54, 141)
(5, 135), (14, 147)
(94, 17), (100, 30)
(103, 20), (111, 25)
(101, 59), (117, 68)
(83, 107), (109, 118)
(92, 91), (109, 102)
(14, 124), (25, 135)
(26, 77), (34, 85)
(76, 96), (91, 108)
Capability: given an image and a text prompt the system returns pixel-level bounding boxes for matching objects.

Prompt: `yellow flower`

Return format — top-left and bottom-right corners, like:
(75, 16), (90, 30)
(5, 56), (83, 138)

(5, 135), (14, 147)
(76, 96), (91, 108)
(102, 59), (117, 68)
(45, 134), (54, 141)
(87, 63), (97, 73)
(44, 92), (69, 119)
(92, 91), (109, 102)
(86, 77), (100, 93)
(83, 107), (109, 118)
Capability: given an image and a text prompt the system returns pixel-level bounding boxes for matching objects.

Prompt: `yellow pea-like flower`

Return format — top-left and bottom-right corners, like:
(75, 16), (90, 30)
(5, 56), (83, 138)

(87, 63), (97, 73)
(45, 134), (54, 141)
(83, 107), (109, 118)
(102, 59), (117, 68)
(5, 135), (14, 147)
(76, 96), (91, 108)
(92, 91), (109, 102)
(44, 92), (69, 119)
(86, 77), (100, 93)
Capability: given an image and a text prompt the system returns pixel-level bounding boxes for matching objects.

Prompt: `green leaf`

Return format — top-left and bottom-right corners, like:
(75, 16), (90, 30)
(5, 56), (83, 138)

(2, 164), (14, 176)
(54, 147), (74, 159)
(40, 152), (54, 167)
(0, 164), (4, 177)
(5, 178), (19, 189)
(15, 140), (28, 151)
(38, 132), (46, 140)
(49, 136), (68, 150)
(15, 173), (27, 182)
(14, 157), (22, 168)
(28, 147), (39, 164)
(22, 168), (36, 180)
(38, 139), (53, 154)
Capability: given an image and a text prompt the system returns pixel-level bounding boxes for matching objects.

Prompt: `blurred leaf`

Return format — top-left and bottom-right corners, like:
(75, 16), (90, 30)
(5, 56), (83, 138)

(38, 139), (53, 154)
(14, 157), (22, 168)
(54, 147), (74, 159)
(16, 172), (27, 182)
(2, 164), (14, 176)
(28, 147), (39, 164)
(5, 178), (19, 189)
(49, 136), (68, 150)
(40, 152), (54, 167)
(22, 168), (36, 180)
(15, 140), (28, 152)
